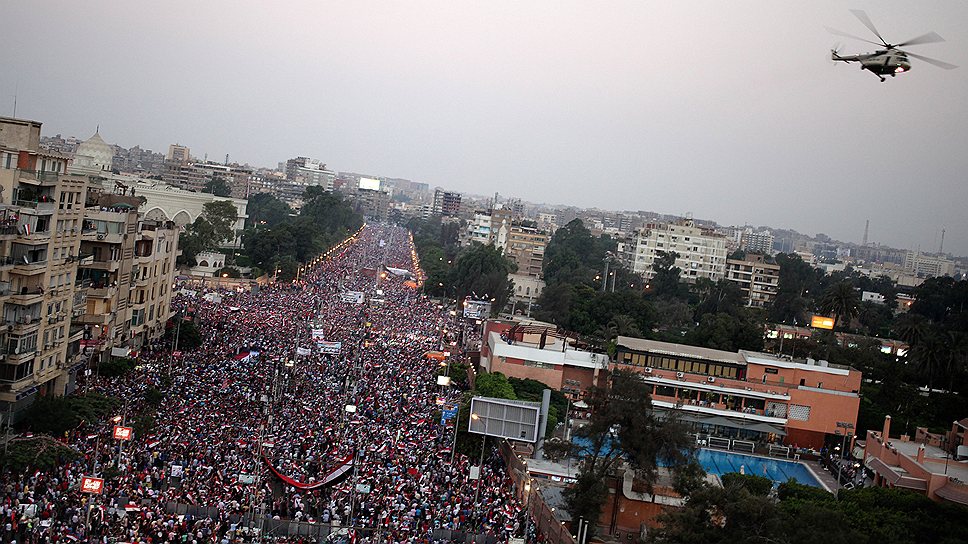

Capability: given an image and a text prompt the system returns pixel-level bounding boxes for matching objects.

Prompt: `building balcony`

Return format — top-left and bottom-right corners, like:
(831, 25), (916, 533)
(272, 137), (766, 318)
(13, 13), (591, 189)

(84, 259), (120, 272)
(0, 225), (20, 239)
(74, 313), (112, 326)
(11, 259), (48, 275)
(9, 288), (44, 306)
(16, 169), (61, 186)
(87, 285), (117, 299)
(5, 317), (41, 335)
(13, 200), (57, 215)
(651, 399), (789, 427)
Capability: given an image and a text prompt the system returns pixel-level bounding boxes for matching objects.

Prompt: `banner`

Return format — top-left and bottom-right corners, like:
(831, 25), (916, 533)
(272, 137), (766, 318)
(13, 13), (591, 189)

(341, 291), (364, 304)
(113, 426), (133, 441)
(318, 341), (342, 354)
(263, 453), (354, 490)
(80, 476), (104, 494)
(296, 347), (311, 357)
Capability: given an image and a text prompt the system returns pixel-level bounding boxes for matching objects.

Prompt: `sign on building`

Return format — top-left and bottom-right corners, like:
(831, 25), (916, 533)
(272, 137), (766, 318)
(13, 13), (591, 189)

(468, 397), (542, 443)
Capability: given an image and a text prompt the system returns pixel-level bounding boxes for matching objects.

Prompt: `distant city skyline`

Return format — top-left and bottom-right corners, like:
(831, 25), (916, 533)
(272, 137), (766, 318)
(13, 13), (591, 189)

(3, 1), (967, 255)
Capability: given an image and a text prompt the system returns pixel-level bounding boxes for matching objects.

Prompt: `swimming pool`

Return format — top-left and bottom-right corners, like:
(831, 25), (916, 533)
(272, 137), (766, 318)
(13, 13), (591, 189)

(571, 437), (824, 488)
(696, 448), (823, 488)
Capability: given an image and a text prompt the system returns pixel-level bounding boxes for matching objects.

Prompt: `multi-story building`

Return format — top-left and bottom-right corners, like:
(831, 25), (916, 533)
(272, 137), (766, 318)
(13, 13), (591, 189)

(74, 189), (180, 362)
(725, 254), (781, 308)
(349, 189), (390, 222)
(166, 144), (191, 164)
(465, 211), (492, 246)
(862, 415), (968, 506)
(614, 336), (862, 449)
(480, 319), (609, 399)
(0, 116), (90, 420)
(432, 189), (461, 217)
(631, 220), (728, 282)
(505, 224), (549, 278)
(903, 251), (954, 278)
(740, 229), (775, 254)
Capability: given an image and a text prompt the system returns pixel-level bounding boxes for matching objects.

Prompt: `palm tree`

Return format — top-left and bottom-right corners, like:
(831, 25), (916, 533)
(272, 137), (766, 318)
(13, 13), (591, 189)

(819, 281), (860, 331)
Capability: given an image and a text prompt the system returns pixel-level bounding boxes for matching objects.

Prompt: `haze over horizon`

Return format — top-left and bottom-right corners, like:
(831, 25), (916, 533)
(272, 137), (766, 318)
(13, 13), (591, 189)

(2, 1), (966, 256)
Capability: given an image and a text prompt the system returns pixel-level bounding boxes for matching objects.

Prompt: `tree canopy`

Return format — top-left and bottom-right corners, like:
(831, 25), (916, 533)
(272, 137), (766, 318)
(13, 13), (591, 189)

(177, 200), (239, 266)
(564, 369), (694, 535)
(246, 192), (292, 228)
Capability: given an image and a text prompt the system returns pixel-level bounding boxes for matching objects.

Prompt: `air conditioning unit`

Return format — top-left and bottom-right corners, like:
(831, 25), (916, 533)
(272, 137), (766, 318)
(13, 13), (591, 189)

(707, 376), (716, 383)
(676, 372), (684, 379)
(644, 367), (653, 374)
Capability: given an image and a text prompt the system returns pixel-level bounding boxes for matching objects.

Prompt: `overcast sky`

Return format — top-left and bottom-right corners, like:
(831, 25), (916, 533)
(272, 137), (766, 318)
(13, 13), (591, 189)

(2, 1), (966, 255)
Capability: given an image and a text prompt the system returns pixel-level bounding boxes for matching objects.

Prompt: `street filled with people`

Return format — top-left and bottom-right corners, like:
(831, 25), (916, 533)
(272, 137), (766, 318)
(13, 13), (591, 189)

(0, 224), (526, 544)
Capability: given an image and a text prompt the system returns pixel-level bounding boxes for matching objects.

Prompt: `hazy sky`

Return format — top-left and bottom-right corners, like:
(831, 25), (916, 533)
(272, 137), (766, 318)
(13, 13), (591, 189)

(2, 1), (966, 255)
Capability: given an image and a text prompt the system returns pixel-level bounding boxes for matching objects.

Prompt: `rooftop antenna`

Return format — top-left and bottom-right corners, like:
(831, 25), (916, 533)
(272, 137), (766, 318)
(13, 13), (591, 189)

(862, 219), (869, 246)
(12, 82), (17, 117)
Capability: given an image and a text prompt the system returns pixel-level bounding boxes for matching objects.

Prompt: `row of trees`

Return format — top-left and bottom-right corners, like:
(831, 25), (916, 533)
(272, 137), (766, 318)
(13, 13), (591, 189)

(652, 472), (968, 544)
(242, 189), (363, 280)
(407, 217), (517, 312)
(533, 219), (765, 353)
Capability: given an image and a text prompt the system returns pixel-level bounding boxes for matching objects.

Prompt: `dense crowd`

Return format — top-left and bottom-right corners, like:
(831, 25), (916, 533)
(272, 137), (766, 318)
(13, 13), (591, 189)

(0, 225), (526, 544)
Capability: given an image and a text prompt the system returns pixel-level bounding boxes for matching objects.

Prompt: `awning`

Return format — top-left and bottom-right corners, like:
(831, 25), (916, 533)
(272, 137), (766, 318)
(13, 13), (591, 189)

(743, 422), (788, 436)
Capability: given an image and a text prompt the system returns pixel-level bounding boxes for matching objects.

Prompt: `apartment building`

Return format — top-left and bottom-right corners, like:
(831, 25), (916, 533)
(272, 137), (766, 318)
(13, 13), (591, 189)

(614, 336), (862, 449)
(903, 251), (954, 278)
(631, 220), (728, 282)
(75, 190), (179, 362)
(725, 254), (781, 308)
(432, 189), (462, 217)
(505, 224), (549, 278)
(740, 229), (775, 254)
(0, 117), (89, 419)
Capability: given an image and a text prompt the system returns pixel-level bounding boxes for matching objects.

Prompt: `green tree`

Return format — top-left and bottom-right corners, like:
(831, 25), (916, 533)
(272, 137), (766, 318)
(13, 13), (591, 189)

(542, 219), (616, 287)
(177, 200), (239, 266)
(473, 372), (517, 400)
(448, 243), (516, 311)
(565, 369), (693, 535)
(650, 251), (685, 299)
(246, 192), (292, 228)
(0, 436), (81, 472)
(820, 280), (861, 331)
(202, 175), (232, 197)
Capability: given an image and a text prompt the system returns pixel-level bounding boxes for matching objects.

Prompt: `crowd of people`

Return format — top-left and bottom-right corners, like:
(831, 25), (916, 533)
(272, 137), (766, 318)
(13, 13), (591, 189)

(0, 224), (528, 544)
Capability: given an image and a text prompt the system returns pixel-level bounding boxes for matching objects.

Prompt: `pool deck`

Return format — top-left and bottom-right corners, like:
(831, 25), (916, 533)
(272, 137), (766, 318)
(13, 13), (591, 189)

(805, 458), (839, 493)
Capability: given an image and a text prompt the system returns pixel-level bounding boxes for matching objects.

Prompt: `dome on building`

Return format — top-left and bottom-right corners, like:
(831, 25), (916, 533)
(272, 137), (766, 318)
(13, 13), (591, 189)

(73, 130), (114, 172)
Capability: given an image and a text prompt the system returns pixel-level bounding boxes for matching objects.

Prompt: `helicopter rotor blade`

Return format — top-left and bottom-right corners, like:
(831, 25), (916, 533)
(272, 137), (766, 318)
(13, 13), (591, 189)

(896, 31), (945, 48)
(850, 9), (888, 45)
(905, 51), (959, 70)
(824, 26), (883, 47)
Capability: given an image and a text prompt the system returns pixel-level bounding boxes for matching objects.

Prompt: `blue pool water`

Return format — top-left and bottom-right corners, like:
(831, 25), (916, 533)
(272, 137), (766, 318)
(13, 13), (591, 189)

(696, 449), (823, 488)
(571, 437), (822, 488)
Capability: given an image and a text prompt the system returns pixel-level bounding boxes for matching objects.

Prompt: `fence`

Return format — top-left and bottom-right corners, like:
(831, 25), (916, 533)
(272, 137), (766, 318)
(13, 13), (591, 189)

(498, 440), (578, 544)
(768, 444), (791, 458)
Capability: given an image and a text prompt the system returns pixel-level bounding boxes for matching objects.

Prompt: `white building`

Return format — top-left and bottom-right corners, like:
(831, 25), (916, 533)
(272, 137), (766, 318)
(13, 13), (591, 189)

(741, 229), (775, 255)
(903, 251), (954, 278)
(465, 211), (492, 245)
(632, 220), (728, 282)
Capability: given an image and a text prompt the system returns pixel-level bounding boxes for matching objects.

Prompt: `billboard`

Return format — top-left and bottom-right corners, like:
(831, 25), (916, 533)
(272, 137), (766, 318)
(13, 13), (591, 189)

(468, 397), (542, 443)
(463, 298), (491, 319)
(810, 315), (835, 330)
(358, 177), (381, 191)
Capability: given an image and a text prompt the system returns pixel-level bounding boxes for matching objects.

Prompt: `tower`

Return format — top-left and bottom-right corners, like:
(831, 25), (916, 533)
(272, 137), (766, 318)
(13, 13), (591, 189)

(862, 219), (869, 246)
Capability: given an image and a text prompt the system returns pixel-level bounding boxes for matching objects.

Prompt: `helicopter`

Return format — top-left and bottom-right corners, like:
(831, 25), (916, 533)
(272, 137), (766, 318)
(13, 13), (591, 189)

(827, 9), (957, 82)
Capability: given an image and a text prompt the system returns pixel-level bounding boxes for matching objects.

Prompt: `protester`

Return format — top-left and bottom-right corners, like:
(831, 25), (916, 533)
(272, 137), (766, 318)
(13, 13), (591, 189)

(0, 225), (526, 544)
